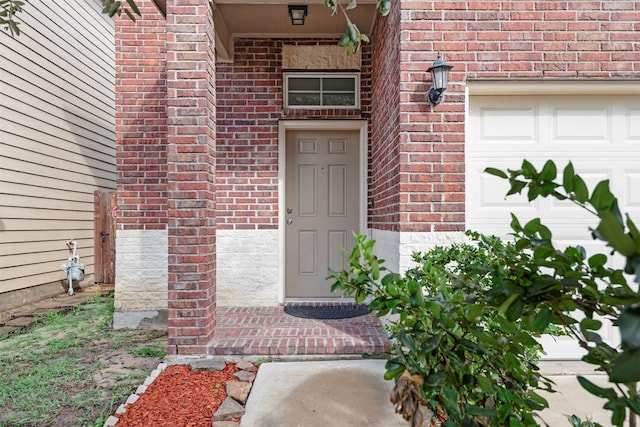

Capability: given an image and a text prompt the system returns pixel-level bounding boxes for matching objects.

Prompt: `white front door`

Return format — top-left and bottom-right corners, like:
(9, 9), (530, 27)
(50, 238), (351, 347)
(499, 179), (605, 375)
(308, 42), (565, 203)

(285, 130), (360, 298)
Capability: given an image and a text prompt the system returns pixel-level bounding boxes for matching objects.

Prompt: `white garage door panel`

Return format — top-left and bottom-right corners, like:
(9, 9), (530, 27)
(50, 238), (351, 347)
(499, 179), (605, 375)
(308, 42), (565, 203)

(627, 172), (640, 207)
(469, 96), (639, 154)
(467, 94), (640, 359)
(469, 159), (631, 234)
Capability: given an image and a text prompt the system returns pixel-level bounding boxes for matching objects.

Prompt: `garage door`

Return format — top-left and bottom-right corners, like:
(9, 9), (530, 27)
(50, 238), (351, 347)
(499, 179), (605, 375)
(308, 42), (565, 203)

(467, 94), (640, 359)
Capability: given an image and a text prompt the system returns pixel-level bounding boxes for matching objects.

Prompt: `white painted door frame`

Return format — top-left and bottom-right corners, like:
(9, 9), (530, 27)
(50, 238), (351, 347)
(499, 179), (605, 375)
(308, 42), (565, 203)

(277, 120), (368, 303)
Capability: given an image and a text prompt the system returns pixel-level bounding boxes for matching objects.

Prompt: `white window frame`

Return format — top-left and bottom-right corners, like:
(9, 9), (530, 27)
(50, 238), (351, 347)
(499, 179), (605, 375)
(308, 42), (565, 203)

(284, 72), (360, 109)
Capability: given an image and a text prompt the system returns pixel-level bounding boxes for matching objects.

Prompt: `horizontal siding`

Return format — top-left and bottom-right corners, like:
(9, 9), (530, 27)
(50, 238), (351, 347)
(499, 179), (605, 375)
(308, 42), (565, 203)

(0, 128), (115, 173)
(3, 194), (93, 212)
(2, 49), (113, 122)
(0, 0), (115, 294)
(0, 238), (93, 259)
(1, 182), (93, 203)
(2, 83), (114, 143)
(1, 263), (94, 294)
(2, 256), (96, 283)
(0, 229), (95, 245)
(1, 159), (114, 194)
(1, 140), (115, 182)
(1, 205), (94, 221)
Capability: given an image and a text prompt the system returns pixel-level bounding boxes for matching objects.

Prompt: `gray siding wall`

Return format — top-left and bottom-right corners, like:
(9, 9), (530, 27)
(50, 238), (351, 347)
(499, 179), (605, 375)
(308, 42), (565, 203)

(0, 0), (115, 298)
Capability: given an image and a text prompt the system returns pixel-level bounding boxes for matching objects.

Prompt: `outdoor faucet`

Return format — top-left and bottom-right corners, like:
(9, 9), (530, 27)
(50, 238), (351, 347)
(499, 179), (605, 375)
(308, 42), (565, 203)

(60, 239), (85, 296)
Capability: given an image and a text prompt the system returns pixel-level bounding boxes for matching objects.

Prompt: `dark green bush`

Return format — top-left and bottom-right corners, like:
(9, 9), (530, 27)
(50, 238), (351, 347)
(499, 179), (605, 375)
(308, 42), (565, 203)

(331, 160), (640, 427)
(331, 232), (556, 426)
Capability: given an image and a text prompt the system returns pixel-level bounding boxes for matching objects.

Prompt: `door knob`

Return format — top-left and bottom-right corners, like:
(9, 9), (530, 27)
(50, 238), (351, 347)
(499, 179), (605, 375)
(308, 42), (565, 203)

(287, 219), (293, 225)
(287, 208), (293, 214)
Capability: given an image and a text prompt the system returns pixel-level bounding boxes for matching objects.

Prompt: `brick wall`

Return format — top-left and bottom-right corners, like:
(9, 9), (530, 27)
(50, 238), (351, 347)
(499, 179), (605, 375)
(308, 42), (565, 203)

(392, 0), (640, 233)
(215, 39), (372, 230)
(215, 39), (280, 231)
(116, 2), (640, 244)
(165, 0), (218, 356)
(369, 0), (402, 232)
(113, 0), (639, 344)
(115, 0), (168, 230)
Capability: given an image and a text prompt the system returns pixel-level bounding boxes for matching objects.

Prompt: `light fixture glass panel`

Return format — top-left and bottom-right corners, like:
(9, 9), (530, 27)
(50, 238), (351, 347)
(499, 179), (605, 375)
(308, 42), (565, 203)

(433, 68), (450, 90)
(288, 5), (307, 25)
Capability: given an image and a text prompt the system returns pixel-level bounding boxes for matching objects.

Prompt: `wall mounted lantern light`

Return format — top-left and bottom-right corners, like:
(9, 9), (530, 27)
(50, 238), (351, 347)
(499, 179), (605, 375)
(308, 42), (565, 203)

(426, 54), (454, 105)
(288, 5), (308, 25)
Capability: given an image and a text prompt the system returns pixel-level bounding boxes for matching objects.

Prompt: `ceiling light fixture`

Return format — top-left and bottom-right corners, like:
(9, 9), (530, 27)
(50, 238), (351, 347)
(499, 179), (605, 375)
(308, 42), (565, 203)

(288, 5), (308, 26)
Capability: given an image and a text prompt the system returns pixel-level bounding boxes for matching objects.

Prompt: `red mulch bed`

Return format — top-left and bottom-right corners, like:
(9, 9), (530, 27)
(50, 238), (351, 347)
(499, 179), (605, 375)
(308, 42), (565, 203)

(114, 363), (241, 427)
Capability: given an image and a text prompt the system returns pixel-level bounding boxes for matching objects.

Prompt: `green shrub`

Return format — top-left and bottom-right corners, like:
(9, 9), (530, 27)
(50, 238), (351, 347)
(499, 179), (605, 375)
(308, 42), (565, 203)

(486, 160), (640, 427)
(331, 160), (640, 427)
(331, 232), (556, 426)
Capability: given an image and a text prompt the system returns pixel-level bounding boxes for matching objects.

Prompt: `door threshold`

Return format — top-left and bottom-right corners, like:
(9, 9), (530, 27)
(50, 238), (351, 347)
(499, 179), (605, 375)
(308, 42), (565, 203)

(284, 297), (357, 304)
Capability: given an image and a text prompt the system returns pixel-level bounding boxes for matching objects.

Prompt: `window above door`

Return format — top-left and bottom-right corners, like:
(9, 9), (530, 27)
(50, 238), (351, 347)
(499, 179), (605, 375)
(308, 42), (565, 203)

(284, 73), (360, 109)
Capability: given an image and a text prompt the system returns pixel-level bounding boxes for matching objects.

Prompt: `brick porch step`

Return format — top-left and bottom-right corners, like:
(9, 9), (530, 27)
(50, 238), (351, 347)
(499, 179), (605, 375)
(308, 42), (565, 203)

(209, 306), (391, 356)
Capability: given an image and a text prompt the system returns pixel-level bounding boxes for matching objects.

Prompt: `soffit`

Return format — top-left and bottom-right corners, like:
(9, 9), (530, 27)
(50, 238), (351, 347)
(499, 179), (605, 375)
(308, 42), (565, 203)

(214, 1), (377, 38)
(152, 1), (378, 61)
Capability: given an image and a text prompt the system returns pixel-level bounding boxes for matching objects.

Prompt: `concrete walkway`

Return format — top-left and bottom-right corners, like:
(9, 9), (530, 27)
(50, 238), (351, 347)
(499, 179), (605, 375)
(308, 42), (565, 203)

(240, 359), (406, 427)
(240, 359), (620, 427)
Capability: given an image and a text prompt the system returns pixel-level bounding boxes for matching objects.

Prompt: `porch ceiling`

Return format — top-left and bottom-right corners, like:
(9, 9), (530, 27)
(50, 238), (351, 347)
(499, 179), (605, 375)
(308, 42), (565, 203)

(153, 1), (378, 62)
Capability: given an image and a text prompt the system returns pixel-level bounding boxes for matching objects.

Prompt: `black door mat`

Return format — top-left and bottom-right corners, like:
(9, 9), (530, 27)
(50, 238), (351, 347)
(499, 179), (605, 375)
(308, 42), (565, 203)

(283, 304), (370, 319)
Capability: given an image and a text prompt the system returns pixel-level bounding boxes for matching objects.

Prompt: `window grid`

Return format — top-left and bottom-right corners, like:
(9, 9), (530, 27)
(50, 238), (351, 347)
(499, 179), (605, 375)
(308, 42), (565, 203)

(285, 73), (360, 109)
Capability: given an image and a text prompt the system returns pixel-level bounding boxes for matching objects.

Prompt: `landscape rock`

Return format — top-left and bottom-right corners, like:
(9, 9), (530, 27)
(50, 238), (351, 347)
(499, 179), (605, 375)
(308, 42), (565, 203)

(104, 415), (119, 427)
(143, 368), (162, 386)
(189, 358), (226, 372)
(212, 397), (245, 421)
(233, 370), (255, 382)
(211, 421), (240, 427)
(226, 380), (252, 404)
(125, 394), (139, 405)
(235, 360), (255, 371)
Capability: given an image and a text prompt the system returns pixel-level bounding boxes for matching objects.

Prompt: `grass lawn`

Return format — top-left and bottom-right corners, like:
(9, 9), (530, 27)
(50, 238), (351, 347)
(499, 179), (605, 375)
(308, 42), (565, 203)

(0, 292), (167, 427)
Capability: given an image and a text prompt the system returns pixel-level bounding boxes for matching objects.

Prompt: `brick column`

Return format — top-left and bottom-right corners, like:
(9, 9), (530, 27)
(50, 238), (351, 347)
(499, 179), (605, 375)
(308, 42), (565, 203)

(166, 0), (217, 355)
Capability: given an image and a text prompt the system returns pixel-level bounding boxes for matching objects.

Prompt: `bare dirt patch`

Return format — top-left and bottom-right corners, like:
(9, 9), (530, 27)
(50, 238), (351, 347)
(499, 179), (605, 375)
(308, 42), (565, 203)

(0, 292), (168, 427)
